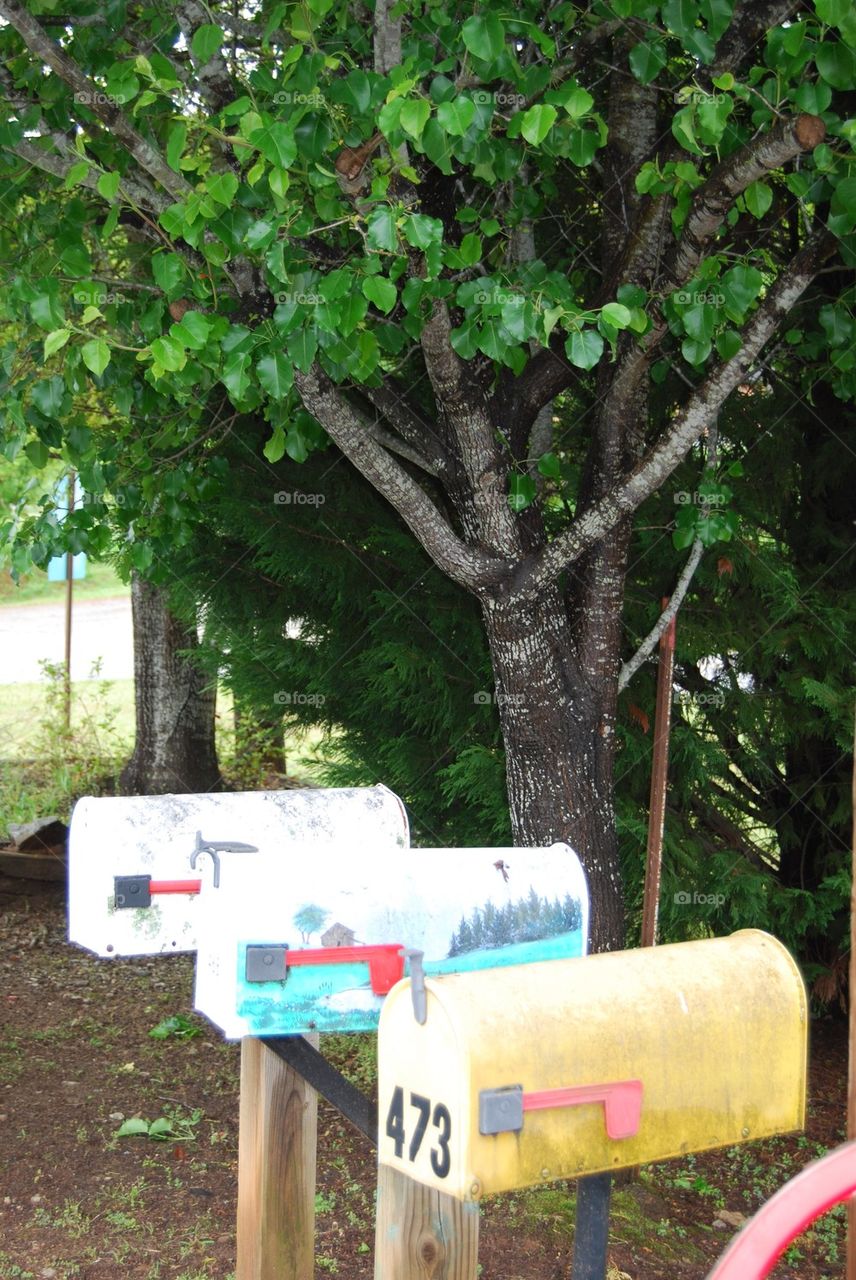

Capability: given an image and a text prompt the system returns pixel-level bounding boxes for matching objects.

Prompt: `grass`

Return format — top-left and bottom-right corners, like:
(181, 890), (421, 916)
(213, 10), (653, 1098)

(0, 560), (128, 607)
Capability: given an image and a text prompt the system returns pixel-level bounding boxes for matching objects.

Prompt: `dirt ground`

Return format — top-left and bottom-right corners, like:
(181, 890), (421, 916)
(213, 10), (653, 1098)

(0, 880), (847, 1280)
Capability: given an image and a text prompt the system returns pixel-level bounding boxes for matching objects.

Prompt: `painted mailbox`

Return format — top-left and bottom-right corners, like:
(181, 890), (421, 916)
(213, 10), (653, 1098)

(68, 785), (409, 957)
(377, 929), (807, 1201)
(193, 843), (589, 1039)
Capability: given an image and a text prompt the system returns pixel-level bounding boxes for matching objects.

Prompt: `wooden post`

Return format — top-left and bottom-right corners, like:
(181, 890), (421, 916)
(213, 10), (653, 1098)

(237, 1036), (318, 1280)
(374, 1165), (479, 1279)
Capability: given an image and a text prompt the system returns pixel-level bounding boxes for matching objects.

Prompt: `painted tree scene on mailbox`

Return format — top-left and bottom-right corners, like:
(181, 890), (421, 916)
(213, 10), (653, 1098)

(193, 843), (588, 1039)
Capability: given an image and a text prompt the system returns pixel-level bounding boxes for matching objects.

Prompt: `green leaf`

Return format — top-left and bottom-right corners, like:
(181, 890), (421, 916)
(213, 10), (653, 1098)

(250, 122), (297, 169)
(436, 98), (475, 136)
(721, 264), (763, 323)
(565, 328), (604, 370)
(287, 328), (318, 372)
(43, 329), (70, 360)
(207, 171), (239, 206)
(743, 181), (773, 219)
(715, 328), (742, 359)
(458, 232), (482, 266)
(166, 122), (187, 172)
(682, 335), (711, 366)
(263, 424), (286, 463)
(568, 127), (600, 167)
(629, 39), (667, 84)
(815, 0), (851, 22)
(403, 213), (443, 249)
(793, 81), (832, 113)
(256, 350), (294, 399)
(222, 350), (253, 399)
(31, 291), (64, 331)
(461, 12), (505, 62)
(171, 311), (212, 350)
(366, 206), (398, 251)
(601, 302), (633, 329)
(556, 83), (594, 120)
(81, 339), (111, 376)
(191, 23), (224, 62)
(508, 473), (536, 512)
(130, 542), (153, 572)
(151, 252), (185, 294)
(25, 439), (50, 469)
(520, 104), (557, 146)
(816, 39), (856, 89)
(31, 377), (65, 417)
(116, 1118), (150, 1138)
(150, 335), (186, 372)
(147, 1117), (175, 1140)
(400, 99), (431, 140)
(672, 105), (704, 156)
(96, 171), (121, 201)
(64, 160), (90, 190)
(362, 276), (397, 313)
(537, 451), (561, 480)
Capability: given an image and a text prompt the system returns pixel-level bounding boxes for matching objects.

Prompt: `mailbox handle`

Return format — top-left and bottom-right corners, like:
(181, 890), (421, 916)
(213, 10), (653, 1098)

(149, 879), (202, 895)
(522, 1079), (643, 1140)
(284, 943), (405, 995)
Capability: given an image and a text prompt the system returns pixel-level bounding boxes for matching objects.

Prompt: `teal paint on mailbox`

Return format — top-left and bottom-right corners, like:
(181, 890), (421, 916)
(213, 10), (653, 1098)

(195, 847), (589, 1039)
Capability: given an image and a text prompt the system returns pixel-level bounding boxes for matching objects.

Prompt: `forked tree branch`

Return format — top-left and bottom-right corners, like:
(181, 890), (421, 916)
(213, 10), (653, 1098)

(509, 227), (837, 599)
(293, 363), (509, 592)
(0, 0), (193, 206)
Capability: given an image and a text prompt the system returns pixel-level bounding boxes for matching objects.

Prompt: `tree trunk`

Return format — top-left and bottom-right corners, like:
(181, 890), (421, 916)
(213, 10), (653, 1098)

(120, 574), (221, 795)
(481, 586), (625, 951)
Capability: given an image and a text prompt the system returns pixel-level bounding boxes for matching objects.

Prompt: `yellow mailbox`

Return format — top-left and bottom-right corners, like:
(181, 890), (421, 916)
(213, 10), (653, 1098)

(377, 930), (807, 1201)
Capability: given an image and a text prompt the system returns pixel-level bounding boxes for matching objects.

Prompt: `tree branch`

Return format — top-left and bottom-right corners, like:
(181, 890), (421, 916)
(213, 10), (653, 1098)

(421, 300), (522, 555)
(610, 113), (825, 404)
(360, 382), (452, 478)
(708, 0), (802, 84)
(0, 0), (192, 205)
(618, 537), (703, 692)
(293, 363), (509, 593)
(509, 227), (837, 599)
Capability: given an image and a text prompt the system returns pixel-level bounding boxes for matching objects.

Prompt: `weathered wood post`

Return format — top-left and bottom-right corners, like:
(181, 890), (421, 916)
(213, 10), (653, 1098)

(237, 1037), (319, 1280)
(374, 1166), (479, 1280)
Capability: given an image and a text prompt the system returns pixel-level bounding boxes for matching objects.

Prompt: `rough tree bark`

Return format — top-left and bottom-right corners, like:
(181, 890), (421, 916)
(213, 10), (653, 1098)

(120, 575), (221, 795)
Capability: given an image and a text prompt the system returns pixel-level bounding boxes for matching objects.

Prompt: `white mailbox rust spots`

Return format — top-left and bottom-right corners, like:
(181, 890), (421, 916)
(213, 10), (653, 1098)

(377, 930), (808, 1200)
(68, 785), (409, 957)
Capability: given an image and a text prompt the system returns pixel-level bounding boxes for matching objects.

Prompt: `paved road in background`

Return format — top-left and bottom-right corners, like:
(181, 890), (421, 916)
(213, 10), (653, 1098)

(0, 595), (133, 684)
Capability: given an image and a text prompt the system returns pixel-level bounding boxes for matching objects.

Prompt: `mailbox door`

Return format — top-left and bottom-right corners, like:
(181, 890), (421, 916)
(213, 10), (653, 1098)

(194, 843), (588, 1038)
(68, 785), (409, 957)
(378, 930), (807, 1199)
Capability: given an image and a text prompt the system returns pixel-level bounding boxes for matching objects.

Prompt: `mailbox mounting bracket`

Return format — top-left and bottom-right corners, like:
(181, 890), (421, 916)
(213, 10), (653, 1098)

(260, 1034), (377, 1145)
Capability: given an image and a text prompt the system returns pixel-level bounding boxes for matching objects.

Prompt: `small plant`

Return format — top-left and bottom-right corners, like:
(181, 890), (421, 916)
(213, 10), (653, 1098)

(148, 1013), (202, 1041)
(115, 1106), (203, 1142)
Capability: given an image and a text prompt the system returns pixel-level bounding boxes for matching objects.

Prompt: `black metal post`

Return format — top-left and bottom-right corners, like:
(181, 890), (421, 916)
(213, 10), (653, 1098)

(572, 1172), (612, 1280)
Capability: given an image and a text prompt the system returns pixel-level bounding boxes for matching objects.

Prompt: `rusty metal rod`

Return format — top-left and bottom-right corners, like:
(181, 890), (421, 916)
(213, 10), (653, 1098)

(640, 598), (677, 949)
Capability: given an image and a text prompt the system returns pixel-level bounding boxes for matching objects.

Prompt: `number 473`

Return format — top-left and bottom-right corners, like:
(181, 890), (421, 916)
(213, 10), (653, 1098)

(385, 1086), (451, 1179)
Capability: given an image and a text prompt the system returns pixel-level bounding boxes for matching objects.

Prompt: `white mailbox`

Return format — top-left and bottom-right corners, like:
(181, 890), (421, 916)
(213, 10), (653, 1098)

(192, 843), (588, 1038)
(68, 785), (409, 957)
